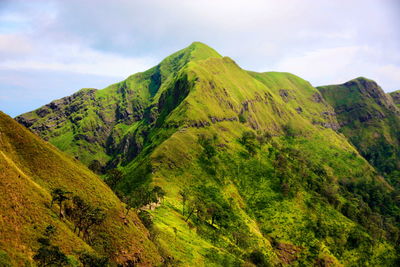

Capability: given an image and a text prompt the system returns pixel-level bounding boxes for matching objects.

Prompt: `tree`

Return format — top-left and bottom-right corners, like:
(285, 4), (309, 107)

(173, 227), (178, 241)
(179, 190), (188, 215)
(239, 131), (258, 156)
(121, 187), (159, 216)
(79, 253), (108, 267)
(34, 245), (69, 267)
(88, 160), (103, 174)
(198, 134), (217, 159)
(33, 225), (69, 267)
(152, 186), (166, 201)
(68, 196), (106, 240)
(69, 196), (90, 235)
(81, 207), (106, 241)
(248, 250), (268, 266)
(105, 169), (123, 190)
(51, 188), (71, 219)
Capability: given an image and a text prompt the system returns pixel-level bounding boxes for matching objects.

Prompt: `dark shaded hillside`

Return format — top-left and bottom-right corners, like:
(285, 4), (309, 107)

(14, 43), (400, 266)
(0, 111), (161, 266)
(318, 78), (400, 184)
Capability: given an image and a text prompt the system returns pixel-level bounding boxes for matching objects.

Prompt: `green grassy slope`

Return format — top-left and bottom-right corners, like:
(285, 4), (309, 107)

(0, 111), (162, 266)
(124, 59), (399, 266)
(318, 78), (400, 184)
(389, 90), (400, 108)
(16, 42), (221, 168)
(15, 43), (400, 266)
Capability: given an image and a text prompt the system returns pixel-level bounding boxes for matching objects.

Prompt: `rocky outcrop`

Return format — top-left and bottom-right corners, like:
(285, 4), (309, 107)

(318, 77), (400, 175)
(279, 89), (295, 102)
(318, 77), (400, 126)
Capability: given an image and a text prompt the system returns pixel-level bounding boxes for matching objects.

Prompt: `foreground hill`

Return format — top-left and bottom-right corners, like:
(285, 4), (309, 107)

(0, 111), (161, 266)
(16, 42), (400, 266)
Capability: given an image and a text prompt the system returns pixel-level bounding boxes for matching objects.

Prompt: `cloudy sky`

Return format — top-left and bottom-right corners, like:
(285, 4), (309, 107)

(0, 0), (399, 117)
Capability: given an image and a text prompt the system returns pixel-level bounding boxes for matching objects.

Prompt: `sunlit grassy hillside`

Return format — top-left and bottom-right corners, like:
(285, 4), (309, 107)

(15, 42), (400, 266)
(0, 111), (161, 266)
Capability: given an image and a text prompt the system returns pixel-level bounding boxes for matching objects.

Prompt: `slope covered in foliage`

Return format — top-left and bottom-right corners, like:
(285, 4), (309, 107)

(0, 111), (161, 266)
(16, 43), (400, 266)
(16, 42), (222, 169)
(318, 78), (400, 186)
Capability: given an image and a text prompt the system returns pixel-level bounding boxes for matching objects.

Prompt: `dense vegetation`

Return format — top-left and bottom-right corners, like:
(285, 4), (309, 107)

(4, 42), (400, 266)
(318, 78), (400, 181)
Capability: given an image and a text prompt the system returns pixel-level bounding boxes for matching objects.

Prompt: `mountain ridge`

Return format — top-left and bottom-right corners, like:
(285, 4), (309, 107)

(11, 42), (400, 266)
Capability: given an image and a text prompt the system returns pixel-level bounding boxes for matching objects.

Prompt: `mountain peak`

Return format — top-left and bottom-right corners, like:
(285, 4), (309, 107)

(321, 77), (396, 104)
(160, 42), (222, 68)
(186, 41), (222, 60)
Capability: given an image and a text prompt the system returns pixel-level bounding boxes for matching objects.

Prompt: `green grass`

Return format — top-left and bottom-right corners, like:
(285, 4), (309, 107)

(13, 42), (400, 266)
(318, 78), (400, 178)
(0, 111), (162, 266)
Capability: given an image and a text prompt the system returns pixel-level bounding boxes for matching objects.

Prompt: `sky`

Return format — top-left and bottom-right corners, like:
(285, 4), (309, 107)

(0, 0), (399, 117)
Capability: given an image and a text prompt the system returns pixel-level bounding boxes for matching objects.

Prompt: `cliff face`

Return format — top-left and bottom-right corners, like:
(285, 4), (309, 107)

(318, 78), (400, 177)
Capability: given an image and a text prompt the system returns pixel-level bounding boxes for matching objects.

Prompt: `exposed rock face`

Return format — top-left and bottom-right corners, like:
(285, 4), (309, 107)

(343, 78), (399, 113)
(279, 89), (295, 102)
(311, 92), (324, 103)
(318, 77), (400, 175)
(318, 78), (400, 126)
(15, 85), (148, 168)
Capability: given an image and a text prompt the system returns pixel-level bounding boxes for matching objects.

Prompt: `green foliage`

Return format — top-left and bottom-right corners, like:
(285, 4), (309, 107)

(138, 211), (154, 229)
(0, 111), (162, 266)
(239, 131), (258, 156)
(51, 188), (71, 219)
(69, 196), (106, 241)
(33, 226), (70, 267)
(0, 250), (12, 267)
(79, 253), (108, 267)
(318, 78), (400, 179)
(198, 134), (218, 159)
(88, 160), (103, 174)
(10, 43), (400, 266)
(248, 250), (270, 267)
(121, 185), (165, 216)
(104, 169), (123, 190)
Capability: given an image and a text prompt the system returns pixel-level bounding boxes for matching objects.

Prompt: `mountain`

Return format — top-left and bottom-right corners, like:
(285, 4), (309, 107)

(389, 90), (400, 108)
(15, 42), (400, 266)
(0, 111), (162, 266)
(318, 78), (400, 186)
(16, 42), (223, 169)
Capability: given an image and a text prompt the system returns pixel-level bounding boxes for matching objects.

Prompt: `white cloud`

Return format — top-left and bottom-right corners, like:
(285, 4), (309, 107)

(0, 43), (155, 77)
(375, 64), (400, 91)
(0, 0), (399, 116)
(0, 34), (33, 55)
(272, 46), (400, 91)
(272, 46), (364, 83)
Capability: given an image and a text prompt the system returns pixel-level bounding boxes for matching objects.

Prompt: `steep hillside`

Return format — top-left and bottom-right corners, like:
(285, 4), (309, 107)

(318, 78), (400, 185)
(389, 90), (400, 108)
(0, 111), (161, 266)
(16, 43), (400, 266)
(16, 42), (222, 169)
